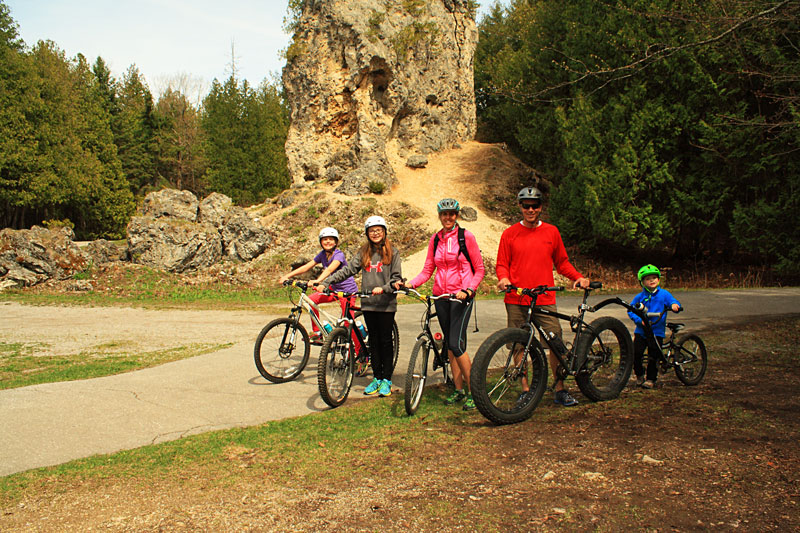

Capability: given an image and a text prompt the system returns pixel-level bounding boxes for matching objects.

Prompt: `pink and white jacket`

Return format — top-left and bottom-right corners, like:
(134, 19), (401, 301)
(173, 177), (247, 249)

(408, 225), (485, 296)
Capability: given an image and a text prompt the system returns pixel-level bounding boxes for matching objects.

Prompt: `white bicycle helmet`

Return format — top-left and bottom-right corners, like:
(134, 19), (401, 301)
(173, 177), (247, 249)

(364, 215), (388, 234)
(318, 227), (339, 243)
(517, 186), (543, 202)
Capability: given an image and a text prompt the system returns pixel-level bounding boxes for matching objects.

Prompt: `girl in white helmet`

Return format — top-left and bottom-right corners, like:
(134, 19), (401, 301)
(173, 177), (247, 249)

(316, 215), (403, 397)
(279, 227), (358, 342)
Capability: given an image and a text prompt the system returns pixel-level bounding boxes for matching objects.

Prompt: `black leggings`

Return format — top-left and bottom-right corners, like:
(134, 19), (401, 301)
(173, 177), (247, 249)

(363, 311), (396, 381)
(634, 333), (663, 381)
(434, 298), (474, 357)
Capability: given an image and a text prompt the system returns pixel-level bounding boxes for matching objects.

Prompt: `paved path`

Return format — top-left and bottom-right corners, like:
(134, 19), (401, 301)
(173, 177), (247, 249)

(2, 288), (799, 476)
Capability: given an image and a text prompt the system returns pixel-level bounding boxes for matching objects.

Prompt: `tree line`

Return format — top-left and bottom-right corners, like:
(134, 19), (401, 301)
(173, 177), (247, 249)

(475, 0), (799, 276)
(0, 1), (289, 239)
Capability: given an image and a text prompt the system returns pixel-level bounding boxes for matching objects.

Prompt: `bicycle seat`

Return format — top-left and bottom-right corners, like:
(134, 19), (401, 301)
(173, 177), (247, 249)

(666, 322), (685, 333)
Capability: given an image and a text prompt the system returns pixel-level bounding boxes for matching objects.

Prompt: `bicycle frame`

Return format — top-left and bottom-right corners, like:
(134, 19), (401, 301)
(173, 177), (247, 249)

(512, 283), (604, 378)
(588, 296), (668, 364)
(398, 288), (456, 370)
(285, 280), (350, 332)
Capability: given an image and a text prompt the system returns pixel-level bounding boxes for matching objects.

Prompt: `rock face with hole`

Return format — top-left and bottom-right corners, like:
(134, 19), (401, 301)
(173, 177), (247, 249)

(283, 0), (478, 194)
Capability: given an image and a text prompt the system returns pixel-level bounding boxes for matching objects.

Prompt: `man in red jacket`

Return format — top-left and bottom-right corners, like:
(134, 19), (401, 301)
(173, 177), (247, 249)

(496, 186), (590, 407)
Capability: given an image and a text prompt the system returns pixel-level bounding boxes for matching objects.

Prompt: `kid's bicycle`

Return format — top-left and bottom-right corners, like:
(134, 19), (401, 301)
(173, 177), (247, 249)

(253, 280), (351, 383)
(617, 301), (707, 386)
(317, 289), (400, 407)
(470, 282), (634, 425)
(395, 288), (460, 415)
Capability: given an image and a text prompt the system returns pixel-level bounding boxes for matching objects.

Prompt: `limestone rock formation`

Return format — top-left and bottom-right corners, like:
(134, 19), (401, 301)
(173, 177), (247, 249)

(0, 226), (88, 289)
(127, 190), (270, 273)
(283, 0), (478, 194)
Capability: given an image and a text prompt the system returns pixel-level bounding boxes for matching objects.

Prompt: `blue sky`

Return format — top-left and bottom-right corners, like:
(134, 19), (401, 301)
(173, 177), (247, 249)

(6, 1), (507, 99)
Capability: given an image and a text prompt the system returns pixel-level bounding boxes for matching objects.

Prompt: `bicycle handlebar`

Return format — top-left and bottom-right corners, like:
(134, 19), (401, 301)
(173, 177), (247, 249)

(502, 284), (565, 297)
(394, 287), (463, 303)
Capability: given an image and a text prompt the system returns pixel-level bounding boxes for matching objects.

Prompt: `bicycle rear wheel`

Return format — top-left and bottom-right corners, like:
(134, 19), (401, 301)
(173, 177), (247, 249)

(673, 334), (707, 386)
(470, 328), (548, 425)
(254, 318), (310, 383)
(575, 316), (634, 401)
(317, 327), (355, 407)
(404, 336), (430, 415)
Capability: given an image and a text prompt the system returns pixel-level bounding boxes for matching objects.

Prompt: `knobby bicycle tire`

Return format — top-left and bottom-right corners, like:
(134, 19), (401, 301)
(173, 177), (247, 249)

(317, 327), (355, 407)
(470, 328), (548, 425)
(673, 333), (707, 386)
(574, 316), (633, 401)
(254, 317), (310, 383)
(404, 336), (430, 415)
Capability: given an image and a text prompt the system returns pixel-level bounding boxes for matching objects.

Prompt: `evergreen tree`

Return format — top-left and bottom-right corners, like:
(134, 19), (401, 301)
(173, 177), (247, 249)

(201, 75), (289, 205)
(155, 87), (206, 194)
(475, 0), (800, 275)
(115, 65), (158, 194)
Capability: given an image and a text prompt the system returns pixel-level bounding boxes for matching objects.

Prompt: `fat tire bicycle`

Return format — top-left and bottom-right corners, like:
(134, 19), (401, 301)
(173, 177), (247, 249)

(470, 282), (634, 425)
(396, 288), (461, 415)
(617, 301), (708, 386)
(253, 280), (351, 383)
(317, 289), (400, 407)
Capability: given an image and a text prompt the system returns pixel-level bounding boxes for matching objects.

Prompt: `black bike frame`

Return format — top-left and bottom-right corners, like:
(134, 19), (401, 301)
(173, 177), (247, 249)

(589, 296), (666, 363)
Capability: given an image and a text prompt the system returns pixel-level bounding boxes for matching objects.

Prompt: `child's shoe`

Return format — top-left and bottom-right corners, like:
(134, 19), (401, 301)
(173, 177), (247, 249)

(642, 380), (655, 389)
(364, 378), (381, 395)
(378, 379), (392, 397)
(554, 389), (579, 407)
(445, 389), (466, 405)
(462, 394), (476, 411)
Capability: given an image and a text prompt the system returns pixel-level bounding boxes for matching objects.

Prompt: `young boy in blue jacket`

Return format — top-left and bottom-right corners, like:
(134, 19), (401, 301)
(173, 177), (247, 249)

(628, 265), (681, 389)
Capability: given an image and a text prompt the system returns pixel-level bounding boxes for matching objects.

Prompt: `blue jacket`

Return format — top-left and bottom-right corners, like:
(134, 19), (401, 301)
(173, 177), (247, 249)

(628, 287), (681, 338)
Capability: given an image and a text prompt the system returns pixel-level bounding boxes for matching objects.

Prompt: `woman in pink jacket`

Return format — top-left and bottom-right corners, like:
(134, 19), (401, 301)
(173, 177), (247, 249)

(402, 198), (485, 410)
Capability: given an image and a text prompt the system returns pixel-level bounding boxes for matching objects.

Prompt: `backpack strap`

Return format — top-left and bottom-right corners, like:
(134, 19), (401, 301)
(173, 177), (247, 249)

(432, 226), (475, 275)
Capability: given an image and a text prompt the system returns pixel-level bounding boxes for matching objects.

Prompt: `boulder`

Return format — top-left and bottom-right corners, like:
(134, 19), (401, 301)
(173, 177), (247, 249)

(198, 192), (234, 228)
(84, 239), (128, 264)
(460, 206), (478, 222)
(127, 216), (222, 273)
(0, 226), (88, 288)
(283, 0), (478, 193)
(127, 189), (271, 272)
(140, 189), (199, 221)
(221, 207), (270, 262)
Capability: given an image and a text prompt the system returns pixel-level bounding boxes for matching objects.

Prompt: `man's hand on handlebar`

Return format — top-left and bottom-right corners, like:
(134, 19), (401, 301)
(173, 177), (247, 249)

(573, 277), (591, 290)
(497, 277), (512, 291)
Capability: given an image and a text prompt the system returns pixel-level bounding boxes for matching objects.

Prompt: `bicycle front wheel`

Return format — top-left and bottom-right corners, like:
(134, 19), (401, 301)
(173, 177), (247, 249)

(575, 316), (633, 401)
(470, 328), (548, 425)
(254, 318), (310, 383)
(317, 327), (355, 407)
(404, 336), (430, 415)
(673, 334), (707, 386)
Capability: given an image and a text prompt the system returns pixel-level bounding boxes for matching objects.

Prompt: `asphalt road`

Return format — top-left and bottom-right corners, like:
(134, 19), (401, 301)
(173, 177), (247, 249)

(1, 287), (798, 476)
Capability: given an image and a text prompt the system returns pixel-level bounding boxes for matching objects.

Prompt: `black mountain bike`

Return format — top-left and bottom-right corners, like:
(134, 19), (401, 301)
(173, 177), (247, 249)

(470, 283), (634, 425)
(317, 289), (399, 407)
(396, 288), (460, 415)
(617, 301), (707, 386)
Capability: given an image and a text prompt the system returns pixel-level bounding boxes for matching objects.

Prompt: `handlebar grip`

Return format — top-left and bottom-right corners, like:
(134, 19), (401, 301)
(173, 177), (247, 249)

(589, 281), (602, 289)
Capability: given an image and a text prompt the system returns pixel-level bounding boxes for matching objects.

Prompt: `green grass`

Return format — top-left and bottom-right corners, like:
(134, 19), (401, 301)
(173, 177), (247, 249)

(0, 342), (231, 390)
(0, 267), (287, 310)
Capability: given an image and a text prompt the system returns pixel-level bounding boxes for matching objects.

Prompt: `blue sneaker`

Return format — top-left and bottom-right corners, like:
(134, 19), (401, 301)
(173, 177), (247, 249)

(364, 378), (381, 396)
(554, 389), (579, 407)
(378, 379), (392, 397)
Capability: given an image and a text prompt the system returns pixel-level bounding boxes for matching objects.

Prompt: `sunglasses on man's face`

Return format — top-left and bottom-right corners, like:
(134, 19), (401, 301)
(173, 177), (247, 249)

(520, 202), (542, 210)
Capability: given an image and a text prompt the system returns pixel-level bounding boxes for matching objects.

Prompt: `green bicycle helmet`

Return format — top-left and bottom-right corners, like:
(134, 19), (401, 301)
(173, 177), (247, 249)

(436, 198), (460, 213)
(637, 264), (661, 282)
